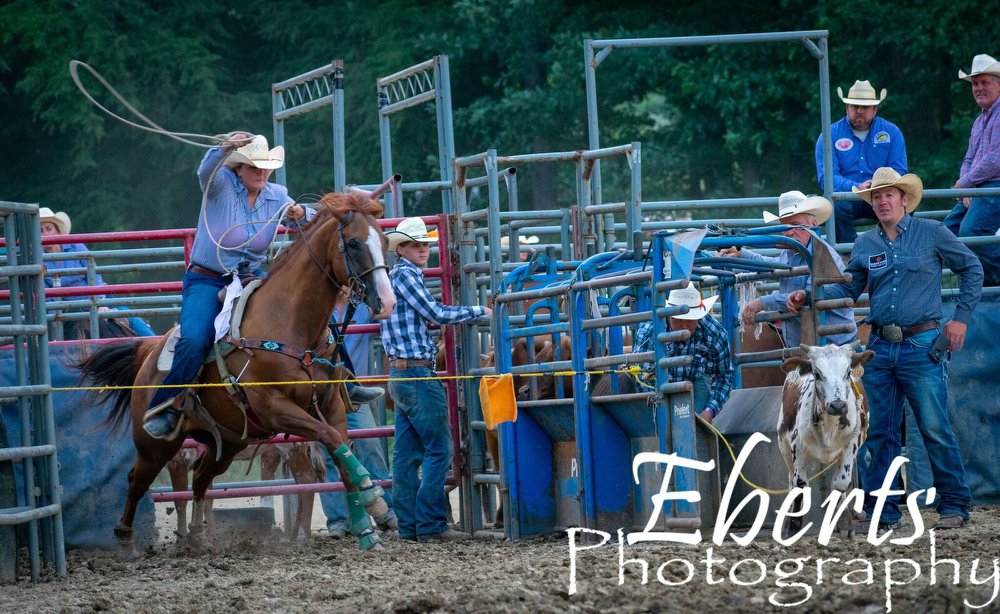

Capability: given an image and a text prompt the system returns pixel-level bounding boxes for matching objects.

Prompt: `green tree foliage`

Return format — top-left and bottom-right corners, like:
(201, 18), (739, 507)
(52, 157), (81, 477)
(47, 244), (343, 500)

(1, 0), (995, 233)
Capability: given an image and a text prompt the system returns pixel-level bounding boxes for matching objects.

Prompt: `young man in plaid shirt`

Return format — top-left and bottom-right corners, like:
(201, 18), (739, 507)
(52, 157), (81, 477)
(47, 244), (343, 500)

(631, 282), (733, 424)
(380, 217), (491, 542)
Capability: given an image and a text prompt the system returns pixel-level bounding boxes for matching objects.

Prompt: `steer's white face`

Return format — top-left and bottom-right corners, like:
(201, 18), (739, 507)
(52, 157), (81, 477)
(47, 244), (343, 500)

(805, 345), (855, 416)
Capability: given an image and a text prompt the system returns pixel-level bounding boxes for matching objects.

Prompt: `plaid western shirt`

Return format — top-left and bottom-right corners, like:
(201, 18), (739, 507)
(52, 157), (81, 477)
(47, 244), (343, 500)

(380, 257), (485, 361)
(958, 97), (1000, 188)
(633, 314), (734, 416)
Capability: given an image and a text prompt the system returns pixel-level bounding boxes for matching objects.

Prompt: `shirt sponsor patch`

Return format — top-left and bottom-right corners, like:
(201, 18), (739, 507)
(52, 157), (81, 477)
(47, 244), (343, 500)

(874, 131), (891, 143)
(835, 138), (853, 151)
(868, 252), (888, 270)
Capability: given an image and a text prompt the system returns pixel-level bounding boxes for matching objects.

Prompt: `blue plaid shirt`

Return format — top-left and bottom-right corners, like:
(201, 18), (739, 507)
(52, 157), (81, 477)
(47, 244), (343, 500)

(380, 257), (485, 361)
(633, 315), (734, 416)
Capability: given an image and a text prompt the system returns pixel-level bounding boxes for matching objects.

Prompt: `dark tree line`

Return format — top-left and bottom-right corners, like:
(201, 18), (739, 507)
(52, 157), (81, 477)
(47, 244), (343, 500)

(1, 0), (995, 234)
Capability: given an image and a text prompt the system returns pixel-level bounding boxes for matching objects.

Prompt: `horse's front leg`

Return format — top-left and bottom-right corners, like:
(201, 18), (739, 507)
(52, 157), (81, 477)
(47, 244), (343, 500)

(257, 392), (386, 550)
(188, 442), (244, 545)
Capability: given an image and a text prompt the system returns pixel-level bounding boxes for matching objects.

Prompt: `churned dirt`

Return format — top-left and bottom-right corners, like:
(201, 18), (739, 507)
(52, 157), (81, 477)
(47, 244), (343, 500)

(2, 504), (998, 613)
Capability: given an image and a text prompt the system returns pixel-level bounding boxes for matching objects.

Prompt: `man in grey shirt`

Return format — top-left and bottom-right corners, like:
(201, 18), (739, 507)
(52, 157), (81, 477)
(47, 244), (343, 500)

(822, 167), (983, 531)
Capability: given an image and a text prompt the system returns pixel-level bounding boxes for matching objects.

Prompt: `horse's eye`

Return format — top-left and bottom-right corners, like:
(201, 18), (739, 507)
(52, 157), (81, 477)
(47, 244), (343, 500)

(348, 239), (360, 249)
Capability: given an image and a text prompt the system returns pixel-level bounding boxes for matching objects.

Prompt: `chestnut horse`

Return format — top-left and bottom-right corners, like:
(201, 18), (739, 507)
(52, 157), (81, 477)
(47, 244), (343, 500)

(77, 191), (396, 552)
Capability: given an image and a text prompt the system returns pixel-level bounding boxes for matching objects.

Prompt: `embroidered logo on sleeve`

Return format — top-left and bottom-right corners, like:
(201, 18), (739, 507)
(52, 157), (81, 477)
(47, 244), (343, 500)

(868, 252), (888, 270)
(835, 138), (854, 151)
(874, 131), (891, 143)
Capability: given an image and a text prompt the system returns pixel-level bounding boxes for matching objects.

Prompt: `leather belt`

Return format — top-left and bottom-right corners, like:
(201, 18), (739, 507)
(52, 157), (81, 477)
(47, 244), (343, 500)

(876, 321), (938, 341)
(389, 359), (432, 369)
(189, 264), (228, 279)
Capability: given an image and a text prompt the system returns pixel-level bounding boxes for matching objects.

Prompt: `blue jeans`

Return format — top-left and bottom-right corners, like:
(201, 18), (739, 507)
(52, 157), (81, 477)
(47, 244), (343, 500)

(943, 181), (1000, 285)
(388, 365), (453, 538)
(319, 403), (394, 529)
(148, 270), (227, 408)
(834, 200), (877, 244)
(861, 329), (971, 523)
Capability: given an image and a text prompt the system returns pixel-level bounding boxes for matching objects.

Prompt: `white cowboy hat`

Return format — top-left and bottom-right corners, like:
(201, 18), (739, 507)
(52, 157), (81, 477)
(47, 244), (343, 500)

(837, 80), (887, 106)
(224, 135), (285, 170)
(667, 282), (718, 321)
(386, 217), (438, 251)
(958, 54), (1000, 81)
(852, 167), (923, 212)
(499, 235), (540, 247)
(39, 207), (71, 235)
(763, 191), (833, 225)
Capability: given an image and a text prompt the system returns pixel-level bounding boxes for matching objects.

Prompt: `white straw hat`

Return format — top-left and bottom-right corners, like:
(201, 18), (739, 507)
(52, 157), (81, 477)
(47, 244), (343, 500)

(958, 54), (1000, 81)
(386, 217), (438, 251)
(667, 282), (718, 321)
(224, 135), (285, 170)
(39, 207), (71, 235)
(837, 80), (886, 106)
(763, 191), (832, 225)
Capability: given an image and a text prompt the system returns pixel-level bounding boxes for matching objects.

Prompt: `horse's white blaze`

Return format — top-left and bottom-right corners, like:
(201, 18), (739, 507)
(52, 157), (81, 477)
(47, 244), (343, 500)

(366, 226), (396, 319)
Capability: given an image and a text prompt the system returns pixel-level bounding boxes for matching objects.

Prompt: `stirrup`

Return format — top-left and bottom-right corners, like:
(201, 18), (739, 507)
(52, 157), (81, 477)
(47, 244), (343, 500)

(142, 393), (188, 440)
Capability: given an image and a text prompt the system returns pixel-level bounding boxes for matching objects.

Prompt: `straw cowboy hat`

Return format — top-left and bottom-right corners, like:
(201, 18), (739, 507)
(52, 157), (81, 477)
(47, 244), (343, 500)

(667, 282), (719, 321)
(762, 191), (833, 225)
(852, 167), (923, 212)
(224, 135), (285, 170)
(386, 217), (438, 251)
(958, 54), (1000, 81)
(39, 207), (71, 235)
(837, 80), (887, 106)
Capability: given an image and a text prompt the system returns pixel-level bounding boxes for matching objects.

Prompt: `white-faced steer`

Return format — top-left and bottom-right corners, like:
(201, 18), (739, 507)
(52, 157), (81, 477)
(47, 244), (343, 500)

(777, 344), (874, 494)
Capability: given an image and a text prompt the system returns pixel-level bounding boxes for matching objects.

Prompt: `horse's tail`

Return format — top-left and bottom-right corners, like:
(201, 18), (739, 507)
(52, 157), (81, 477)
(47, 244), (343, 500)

(75, 339), (156, 433)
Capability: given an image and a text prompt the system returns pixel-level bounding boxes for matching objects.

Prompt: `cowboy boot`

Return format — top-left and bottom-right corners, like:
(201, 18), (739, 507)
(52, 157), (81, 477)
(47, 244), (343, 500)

(348, 383), (384, 405)
(143, 394), (187, 440)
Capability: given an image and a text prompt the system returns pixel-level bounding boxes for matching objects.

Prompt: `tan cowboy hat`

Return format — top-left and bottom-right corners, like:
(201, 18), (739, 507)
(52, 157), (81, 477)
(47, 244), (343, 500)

(837, 80), (887, 106)
(667, 282), (718, 321)
(959, 54), (1000, 81)
(224, 135), (285, 170)
(763, 191), (832, 225)
(386, 217), (438, 251)
(852, 167), (923, 212)
(39, 207), (71, 234)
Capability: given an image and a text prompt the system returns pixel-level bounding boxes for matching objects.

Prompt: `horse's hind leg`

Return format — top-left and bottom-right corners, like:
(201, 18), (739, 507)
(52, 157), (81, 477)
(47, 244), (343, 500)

(188, 442), (244, 544)
(165, 450), (191, 539)
(116, 439), (184, 552)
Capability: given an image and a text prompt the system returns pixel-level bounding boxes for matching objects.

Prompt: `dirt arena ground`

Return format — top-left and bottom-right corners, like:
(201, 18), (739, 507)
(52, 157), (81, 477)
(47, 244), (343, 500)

(2, 502), (998, 613)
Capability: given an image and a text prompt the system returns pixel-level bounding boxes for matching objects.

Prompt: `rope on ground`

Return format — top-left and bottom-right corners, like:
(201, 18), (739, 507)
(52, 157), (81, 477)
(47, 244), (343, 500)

(695, 412), (835, 495)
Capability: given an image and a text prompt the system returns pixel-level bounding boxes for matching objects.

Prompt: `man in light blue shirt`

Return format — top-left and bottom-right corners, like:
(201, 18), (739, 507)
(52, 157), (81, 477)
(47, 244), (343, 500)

(815, 80), (907, 243)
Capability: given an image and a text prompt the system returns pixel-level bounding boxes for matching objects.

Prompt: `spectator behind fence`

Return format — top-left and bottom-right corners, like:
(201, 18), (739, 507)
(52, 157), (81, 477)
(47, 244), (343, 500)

(143, 133), (312, 440)
(945, 54), (1000, 287)
(828, 167), (983, 532)
(717, 191), (857, 348)
(39, 207), (156, 338)
(321, 287), (397, 539)
(815, 80), (907, 244)
(380, 217), (491, 543)
(629, 282), (733, 425)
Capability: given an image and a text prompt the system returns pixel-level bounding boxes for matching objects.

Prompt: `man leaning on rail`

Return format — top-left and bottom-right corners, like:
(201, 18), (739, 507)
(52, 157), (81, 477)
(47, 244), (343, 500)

(823, 167), (983, 532)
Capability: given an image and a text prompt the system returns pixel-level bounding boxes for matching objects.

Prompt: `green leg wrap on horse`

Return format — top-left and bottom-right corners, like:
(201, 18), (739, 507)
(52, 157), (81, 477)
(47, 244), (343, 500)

(347, 492), (384, 551)
(332, 444), (373, 489)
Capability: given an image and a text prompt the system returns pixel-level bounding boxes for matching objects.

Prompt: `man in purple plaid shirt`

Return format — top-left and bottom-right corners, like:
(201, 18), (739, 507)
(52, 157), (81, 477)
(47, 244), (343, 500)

(946, 53), (1000, 286)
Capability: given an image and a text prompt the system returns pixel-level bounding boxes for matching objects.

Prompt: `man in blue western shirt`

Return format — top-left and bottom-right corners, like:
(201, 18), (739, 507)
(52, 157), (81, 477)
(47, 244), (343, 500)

(815, 80), (908, 244)
(821, 167), (983, 532)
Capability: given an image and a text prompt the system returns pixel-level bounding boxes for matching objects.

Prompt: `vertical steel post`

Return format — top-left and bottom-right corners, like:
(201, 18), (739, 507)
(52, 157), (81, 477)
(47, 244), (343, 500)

(331, 60), (346, 192)
(435, 56), (456, 214)
(272, 86), (287, 187)
(818, 37), (835, 243)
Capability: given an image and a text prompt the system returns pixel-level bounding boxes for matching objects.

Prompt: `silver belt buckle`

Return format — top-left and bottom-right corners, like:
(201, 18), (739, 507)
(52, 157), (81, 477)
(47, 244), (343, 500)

(882, 324), (903, 343)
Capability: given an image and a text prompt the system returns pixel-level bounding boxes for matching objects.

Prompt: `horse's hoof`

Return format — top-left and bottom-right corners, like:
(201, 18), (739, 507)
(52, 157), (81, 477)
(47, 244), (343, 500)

(358, 530), (384, 551)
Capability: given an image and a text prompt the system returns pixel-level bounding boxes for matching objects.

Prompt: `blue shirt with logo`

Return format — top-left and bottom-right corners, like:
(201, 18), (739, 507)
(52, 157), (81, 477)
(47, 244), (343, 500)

(815, 115), (907, 192)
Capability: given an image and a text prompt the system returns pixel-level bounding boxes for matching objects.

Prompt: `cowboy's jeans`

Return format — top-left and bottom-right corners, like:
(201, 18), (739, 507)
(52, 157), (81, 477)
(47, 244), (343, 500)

(388, 366), (453, 538)
(148, 270), (226, 408)
(943, 180), (1000, 285)
(861, 329), (971, 523)
(320, 403), (395, 529)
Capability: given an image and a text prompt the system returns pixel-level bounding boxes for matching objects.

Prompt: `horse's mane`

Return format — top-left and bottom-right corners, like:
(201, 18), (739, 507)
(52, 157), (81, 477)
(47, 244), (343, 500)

(269, 192), (384, 278)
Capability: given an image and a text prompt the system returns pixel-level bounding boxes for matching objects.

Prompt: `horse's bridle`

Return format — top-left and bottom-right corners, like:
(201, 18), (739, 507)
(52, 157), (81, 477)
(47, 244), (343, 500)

(301, 208), (389, 306)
